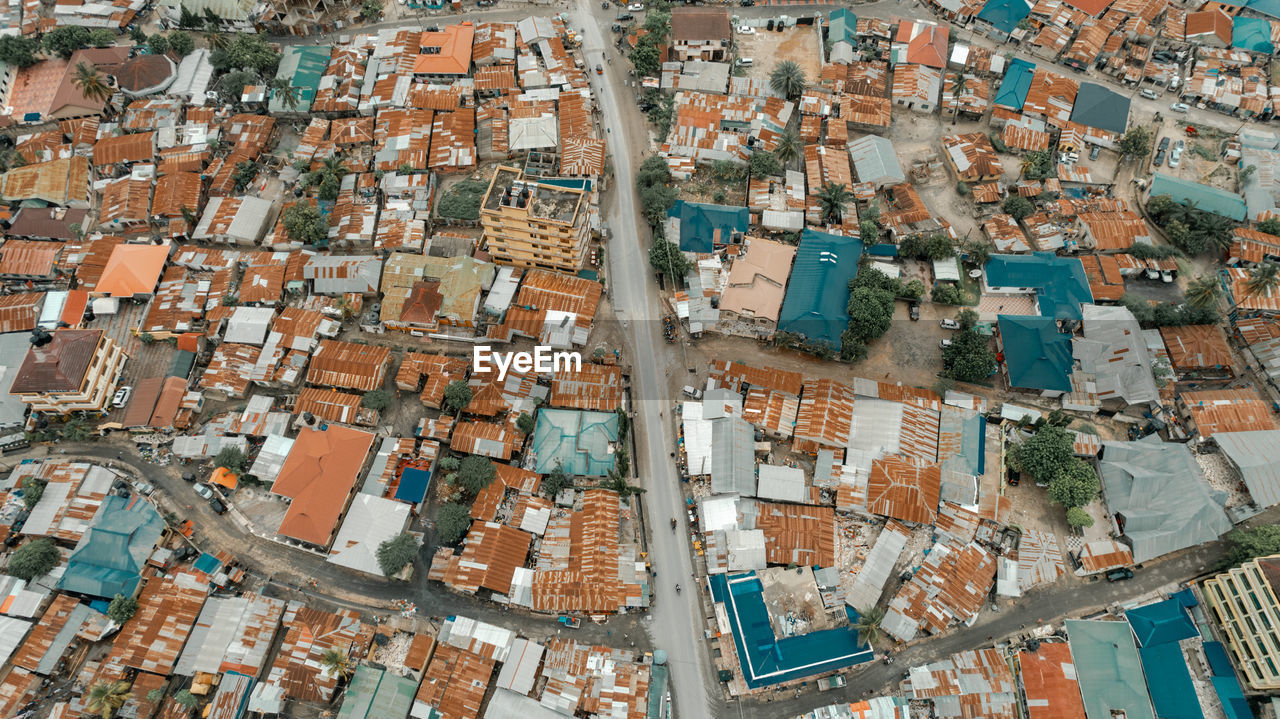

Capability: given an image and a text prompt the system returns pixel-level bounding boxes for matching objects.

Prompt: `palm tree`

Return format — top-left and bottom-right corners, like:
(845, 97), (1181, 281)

(1193, 212), (1234, 253)
(73, 63), (112, 103)
(1246, 262), (1280, 298)
(86, 680), (132, 719)
(269, 77), (299, 111)
(853, 606), (884, 648)
(1183, 275), (1222, 309)
(180, 205), (197, 228)
(769, 60), (806, 100)
(320, 648), (352, 680)
(816, 182), (852, 224)
(62, 416), (91, 442)
(774, 128), (799, 168)
(204, 30), (229, 50)
(320, 155), (350, 180)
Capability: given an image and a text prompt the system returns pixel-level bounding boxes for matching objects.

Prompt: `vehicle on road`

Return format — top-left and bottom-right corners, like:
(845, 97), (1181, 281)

(939, 318), (960, 330)
(682, 385), (703, 399)
(626, 2), (643, 8)
(193, 483), (213, 500)
(182, 472), (197, 482)
(939, 339), (953, 349)
(737, 24), (754, 33)
(1106, 567), (1135, 582)
(112, 386), (132, 407)
(818, 675), (846, 691)
(1140, 88), (1159, 100)
(616, 12), (633, 20)
(595, 64), (603, 74)
(558, 616), (582, 629)
(1170, 102), (1190, 113)
(675, 584), (681, 594)
(740, 0), (754, 5)
(209, 497), (228, 515)
(131, 480), (153, 496)
(736, 57), (753, 65)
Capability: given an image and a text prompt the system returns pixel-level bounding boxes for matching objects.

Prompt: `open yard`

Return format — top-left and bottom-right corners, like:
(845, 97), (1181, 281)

(734, 25), (822, 88)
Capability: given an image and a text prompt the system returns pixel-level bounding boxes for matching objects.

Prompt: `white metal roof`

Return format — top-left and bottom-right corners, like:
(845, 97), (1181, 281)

(326, 494), (411, 575)
(224, 306), (276, 346)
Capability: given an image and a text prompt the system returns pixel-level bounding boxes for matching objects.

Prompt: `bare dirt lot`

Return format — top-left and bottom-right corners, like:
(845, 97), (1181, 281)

(735, 25), (822, 88)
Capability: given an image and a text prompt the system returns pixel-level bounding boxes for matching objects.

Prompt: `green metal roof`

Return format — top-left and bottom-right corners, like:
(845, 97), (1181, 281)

(829, 8), (858, 44)
(270, 45), (330, 113)
(998, 315), (1074, 392)
(984, 252), (1093, 320)
(1232, 15), (1274, 53)
(1149, 172), (1248, 221)
(995, 58), (1036, 109)
(337, 665), (417, 719)
(58, 494), (164, 599)
(1066, 619), (1156, 719)
(777, 229), (863, 348)
(667, 200), (750, 254)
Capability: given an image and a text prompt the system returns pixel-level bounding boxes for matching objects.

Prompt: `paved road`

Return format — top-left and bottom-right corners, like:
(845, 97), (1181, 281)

(574, 2), (719, 718)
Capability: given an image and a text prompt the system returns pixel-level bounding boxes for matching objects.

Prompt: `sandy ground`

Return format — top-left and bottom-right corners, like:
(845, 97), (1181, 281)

(735, 25), (823, 88)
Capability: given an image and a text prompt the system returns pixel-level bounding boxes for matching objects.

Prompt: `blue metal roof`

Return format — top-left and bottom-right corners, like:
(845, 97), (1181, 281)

(985, 252), (1093, 320)
(1126, 598), (1198, 647)
(977, 0), (1034, 34)
(58, 494), (165, 599)
(777, 229), (863, 348)
(1247, 0), (1280, 19)
(1138, 644), (1204, 719)
(667, 200), (750, 254)
(394, 467), (431, 504)
(1205, 642), (1252, 719)
(1232, 15), (1274, 52)
(1149, 172), (1248, 221)
(995, 58), (1036, 110)
(998, 315), (1074, 392)
(829, 8), (858, 44)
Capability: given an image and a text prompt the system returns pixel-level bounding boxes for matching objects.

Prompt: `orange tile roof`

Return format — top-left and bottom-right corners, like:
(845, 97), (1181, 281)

(95, 242), (170, 297)
(1186, 7), (1232, 44)
(1019, 643), (1087, 719)
(272, 425), (375, 547)
(1159, 324), (1234, 372)
(1182, 388), (1276, 437)
(754, 501), (836, 567)
(427, 520), (532, 594)
(866, 455), (943, 524)
(414, 23), (476, 75)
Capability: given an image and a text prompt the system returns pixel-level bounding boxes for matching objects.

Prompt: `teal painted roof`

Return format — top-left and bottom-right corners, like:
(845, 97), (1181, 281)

(667, 200), (750, 253)
(1066, 619), (1156, 719)
(829, 8), (858, 44)
(994, 58), (1036, 110)
(337, 666), (416, 719)
(1248, 0), (1280, 18)
(1071, 82), (1130, 135)
(777, 229), (864, 348)
(271, 45), (330, 112)
(1127, 598), (1198, 647)
(1232, 15), (1274, 53)
(58, 494), (164, 599)
(977, 0), (1034, 34)
(984, 252), (1093, 320)
(1149, 172), (1248, 221)
(998, 315), (1074, 392)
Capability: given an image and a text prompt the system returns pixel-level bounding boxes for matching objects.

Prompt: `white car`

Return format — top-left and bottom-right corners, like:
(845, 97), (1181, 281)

(626, 2), (643, 9)
(1169, 146), (1182, 167)
(193, 483), (213, 500)
(1160, 270), (1174, 283)
(939, 319), (961, 330)
(738, 24), (755, 34)
(112, 386), (132, 407)
(1170, 102), (1190, 113)
(939, 339), (954, 349)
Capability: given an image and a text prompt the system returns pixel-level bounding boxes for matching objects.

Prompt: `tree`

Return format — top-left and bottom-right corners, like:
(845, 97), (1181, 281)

(942, 328), (996, 382)
(774, 128), (800, 167)
(362, 389), (391, 411)
(1066, 506), (1094, 530)
(956, 180), (970, 196)
(213, 446), (246, 473)
(769, 60), (806, 99)
(147, 33), (169, 55)
(516, 412), (535, 436)
(649, 238), (693, 279)
(19, 477), (45, 510)
(232, 161), (260, 193)
(1258, 217), (1280, 237)
(43, 26), (90, 59)
(845, 286), (894, 343)
(1184, 275), (1222, 309)
(1010, 425), (1073, 484)
(107, 593), (138, 623)
(1146, 194), (1178, 222)
(957, 308), (979, 330)
(961, 238), (991, 266)
(1002, 195), (1034, 220)
(816, 182), (852, 223)
(931, 283), (967, 305)
(0, 36), (39, 67)
(853, 606), (884, 647)
(282, 203), (327, 247)
(359, 0), (382, 20)
(1118, 126), (1152, 158)
(1019, 150), (1053, 180)
(9, 538), (59, 581)
(436, 502), (473, 544)
(438, 456), (460, 473)
(453, 456), (496, 495)
(146, 688), (165, 705)
(749, 149), (782, 179)
(1225, 525), (1280, 566)
(61, 416), (91, 442)
(89, 28), (117, 48)
(375, 533), (419, 577)
(639, 182), (677, 226)
(603, 470), (644, 496)
(925, 234), (954, 260)
(1246, 262), (1280, 298)
(269, 76), (299, 110)
(73, 63), (112, 103)
(209, 33), (281, 74)
(443, 381), (472, 413)
(1047, 459), (1100, 508)
(542, 463), (572, 499)
(205, 30), (229, 51)
(319, 649), (352, 681)
(86, 680), (132, 719)
(178, 5), (201, 27)
(168, 30), (195, 57)
(630, 41), (660, 76)
(173, 690), (198, 709)
(860, 219), (879, 242)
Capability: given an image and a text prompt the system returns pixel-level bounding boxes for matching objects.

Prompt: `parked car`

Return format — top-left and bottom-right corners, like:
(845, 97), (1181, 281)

(1157, 136), (1170, 152)
(909, 302), (920, 321)
(1089, 144), (1101, 160)
(181, 472), (197, 482)
(193, 483), (213, 500)
(611, 22), (623, 31)
(739, 0), (755, 5)
(626, 2), (644, 9)
(209, 497), (228, 515)
(939, 318), (961, 330)
(1170, 102), (1190, 113)
(601, 1), (609, 7)
(616, 12), (633, 20)
(112, 386), (132, 407)
(131, 480), (153, 496)
(1160, 269), (1174, 283)
(939, 339), (954, 349)
(1106, 567), (1135, 582)
(737, 24), (755, 33)
(1140, 88), (1159, 100)
(736, 57), (753, 65)
(1169, 147), (1182, 167)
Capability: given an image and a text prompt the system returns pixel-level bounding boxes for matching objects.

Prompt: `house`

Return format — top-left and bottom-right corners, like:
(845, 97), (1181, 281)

(1180, 388), (1276, 437)
(531, 489), (647, 613)
(414, 23), (475, 78)
(192, 196), (275, 245)
(1159, 324), (1235, 379)
(848, 135), (906, 189)
(271, 425), (376, 549)
(380, 253), (496, 333)
(1203, 553), (1280, 691)
(336, 665), (417, 719)
(1073, 304), (1158, 412)
(669, 7), (731, 62)
(307, 340), (390, 392)
(776, 229), (863, 349)
(994, 58), (1036, 110)
(9, 329), (127, 416)
(1069, 82), (1130, 137)
(4, 48), (131, 123)
(1185, 8), (1233, 47)
(428, 520), (533, 595)
(480, 166), (591, 273)
(1214, 430), (1280, 507)
(1018, 643), (1087, 719)
(327, 494), (412, 575)
(892, 64), (943, 112)
(57, 493), (165, 599)
(1098, 439), (1231, 563)
(1065, 620), (1155, 719)
(94, 242), (171, 298)
(302, 254), (382, 295)
(907, 649), (1018, 719)
(983, 252), (1093, 320)
(1147, 172), (1247, 221)
(892, 20), (949, 68)
(0, 156), (91, 208)
(666, 200), (749, 254)
(716, 238), (796, 338)
(942, 132), (1003, 182)
(998, 315), (1074, 394)
(975, 0), (1035, 35)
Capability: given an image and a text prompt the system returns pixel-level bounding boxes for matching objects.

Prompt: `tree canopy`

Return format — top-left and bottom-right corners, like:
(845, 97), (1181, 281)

(1010, 425), (1073, 484)
(375, 533), (419, 577)
(1118, 126), (1152, 158)
(107, 593), (138, 623)
(1225, 525), (1280, 567)
(749, 150), (782, 179)
(443, 381), (473, 413)
(43, 26), (90, 59)
(453, 456), (496, 495)
(1002, 196), (1034, 220)
(0, 36), (39, 67)
(516, 412), (536, 436)
(769, 60), (806, 99)
(1066, 506), (1094, 529)
(362, 389), (391, 411)
(9, 538), (60, 581)
(168, 31), (195, 57)
(282, 203), (328, 247)
(209, 33), (281, 74)
(214, 446), (246, 473)
(1047, 458), (1100, 508)
(636, 155), (678, 227)
(942, 328), (996, 383)
(649, 238), (692, 278)
(436, 502), (473, 544)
